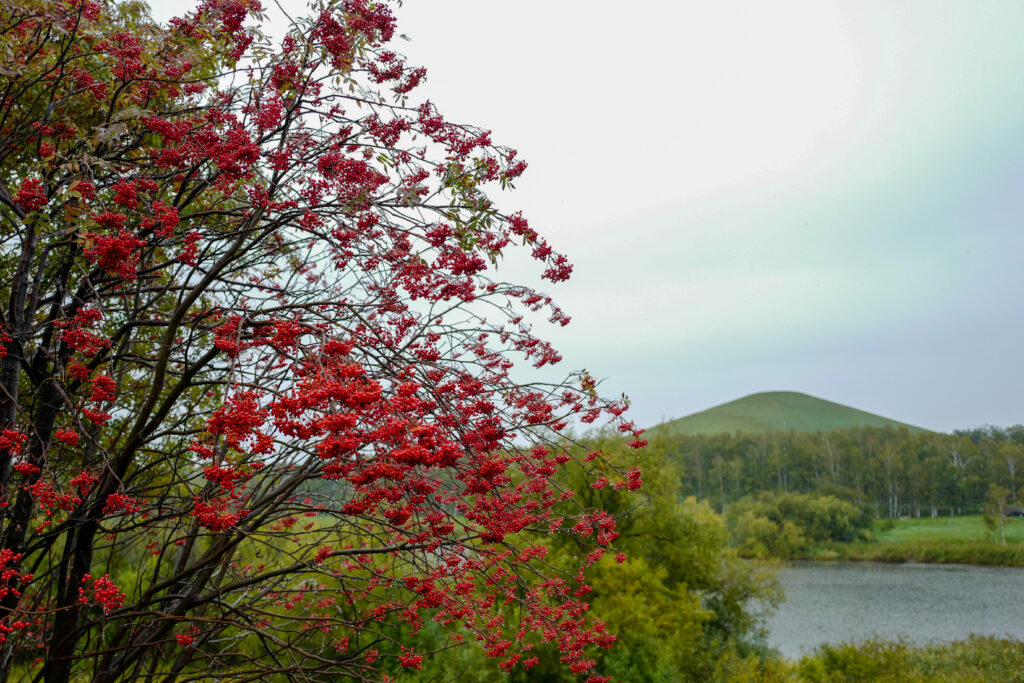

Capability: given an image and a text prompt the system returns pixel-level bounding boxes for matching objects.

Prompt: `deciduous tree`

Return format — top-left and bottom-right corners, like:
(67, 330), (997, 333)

(0, 1), (644, 680)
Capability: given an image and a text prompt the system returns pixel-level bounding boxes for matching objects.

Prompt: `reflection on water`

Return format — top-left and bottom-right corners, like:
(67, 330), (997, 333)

(765, 561), (1024, 658)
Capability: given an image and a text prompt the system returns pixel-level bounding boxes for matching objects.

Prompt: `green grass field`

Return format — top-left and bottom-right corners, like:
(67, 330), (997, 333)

(874, 515), (1024, 545)
(808, 515), (1024, 566)
(653, 391), (927, 436)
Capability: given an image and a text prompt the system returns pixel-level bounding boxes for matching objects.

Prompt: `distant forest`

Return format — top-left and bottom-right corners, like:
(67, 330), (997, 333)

(655, 425), (1024, 518)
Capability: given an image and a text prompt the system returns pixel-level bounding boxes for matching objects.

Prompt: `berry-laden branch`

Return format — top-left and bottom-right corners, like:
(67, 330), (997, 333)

(0, 1), (647, 681)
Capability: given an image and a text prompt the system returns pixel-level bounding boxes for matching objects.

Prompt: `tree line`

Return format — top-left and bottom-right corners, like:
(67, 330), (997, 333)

(653, 425), (1024, 519)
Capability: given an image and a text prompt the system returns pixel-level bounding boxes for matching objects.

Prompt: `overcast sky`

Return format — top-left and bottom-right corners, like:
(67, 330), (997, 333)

(152, 1), (1024, 433)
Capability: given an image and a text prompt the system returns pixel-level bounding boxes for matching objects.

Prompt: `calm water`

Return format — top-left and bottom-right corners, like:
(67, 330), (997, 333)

(766, 561), (1024, 658)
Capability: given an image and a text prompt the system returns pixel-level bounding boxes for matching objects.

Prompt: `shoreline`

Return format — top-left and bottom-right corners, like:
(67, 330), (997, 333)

(792, 540), (1024, 567)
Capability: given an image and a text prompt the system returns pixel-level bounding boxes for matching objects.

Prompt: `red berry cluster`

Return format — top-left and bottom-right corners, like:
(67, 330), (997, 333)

(83, 230), (147, 281)
(78, 574), (125, 613)
(13, 178), (47, 212)
(192, 498), (247, 531)
(174, 626), (199, 647)
(0, 549), (30, 644)
(102, 493), (143, 516)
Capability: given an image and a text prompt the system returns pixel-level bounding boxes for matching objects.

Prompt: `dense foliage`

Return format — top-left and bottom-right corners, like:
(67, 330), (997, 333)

(381, 433), (784, 682)
(727, 492), (872, 559)
(0, 1), (647, 680)
(537, 435), (781, 681)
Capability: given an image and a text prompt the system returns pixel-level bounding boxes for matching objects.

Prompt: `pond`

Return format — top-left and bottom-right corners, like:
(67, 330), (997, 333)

(765, 561), (1024, 658)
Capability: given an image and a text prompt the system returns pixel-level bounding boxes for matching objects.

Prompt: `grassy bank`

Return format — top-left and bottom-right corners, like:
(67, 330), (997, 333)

(810, 541), (1024, 566)
(803, 515), (1024, 566)
(696, 636), (1024, 681)
(797, 635), (1024, 682)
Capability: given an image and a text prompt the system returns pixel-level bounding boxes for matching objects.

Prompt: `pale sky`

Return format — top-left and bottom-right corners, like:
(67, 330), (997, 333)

(150, 1), (1024, 433)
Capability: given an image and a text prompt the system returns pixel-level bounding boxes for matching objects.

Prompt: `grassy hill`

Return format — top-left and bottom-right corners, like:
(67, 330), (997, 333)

(653, 391), (927, 436)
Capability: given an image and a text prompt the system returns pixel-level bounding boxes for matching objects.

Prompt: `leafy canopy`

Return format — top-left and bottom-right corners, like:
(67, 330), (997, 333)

(0, 1), (645, 680)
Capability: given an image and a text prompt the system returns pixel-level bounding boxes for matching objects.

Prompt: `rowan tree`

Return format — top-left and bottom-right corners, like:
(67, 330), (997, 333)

(0, 0), (646, 680)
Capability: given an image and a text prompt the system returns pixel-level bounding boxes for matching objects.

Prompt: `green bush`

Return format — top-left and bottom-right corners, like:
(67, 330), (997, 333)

(727, 492), (872, 559)
(799, 639), (914, 682)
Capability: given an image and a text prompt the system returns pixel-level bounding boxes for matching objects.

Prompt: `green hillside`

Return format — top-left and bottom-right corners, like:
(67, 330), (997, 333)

(653, 391), (927, 436)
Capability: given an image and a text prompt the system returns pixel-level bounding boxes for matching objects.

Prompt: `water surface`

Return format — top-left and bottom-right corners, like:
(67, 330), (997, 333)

(765, 561), (1024, 658)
